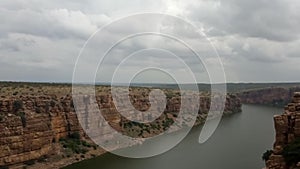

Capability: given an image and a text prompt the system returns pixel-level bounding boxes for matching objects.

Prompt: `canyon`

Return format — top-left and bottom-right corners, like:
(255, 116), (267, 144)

(238, 87), (300, 107)
(0, 84), (241, 169)
(237, 86), (300, 169)
(2, 82), (300, 169)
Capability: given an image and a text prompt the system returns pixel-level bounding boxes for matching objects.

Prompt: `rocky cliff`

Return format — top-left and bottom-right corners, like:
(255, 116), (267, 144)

(238, 87), (300, 107)
(265, 93), (300, 169)
(0, 84), (242, 168)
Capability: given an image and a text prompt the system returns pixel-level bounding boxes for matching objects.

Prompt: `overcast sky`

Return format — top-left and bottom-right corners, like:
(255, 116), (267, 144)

(1, 0), (300, 83)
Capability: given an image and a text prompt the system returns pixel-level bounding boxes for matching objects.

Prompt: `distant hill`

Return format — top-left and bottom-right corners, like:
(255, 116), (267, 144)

(125, 82), (300, 93)
(1, 81), (300, 94)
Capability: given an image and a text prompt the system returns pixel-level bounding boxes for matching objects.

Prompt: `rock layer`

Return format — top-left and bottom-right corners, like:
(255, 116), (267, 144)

(0, 88), (241, 168)
(265, 92), (300, 169)
(238, 87), (300, 107)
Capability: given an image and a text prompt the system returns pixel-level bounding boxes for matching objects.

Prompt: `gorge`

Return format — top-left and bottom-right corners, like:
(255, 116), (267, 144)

(0, 83), (241, 169)
(1, 82), (300, 169)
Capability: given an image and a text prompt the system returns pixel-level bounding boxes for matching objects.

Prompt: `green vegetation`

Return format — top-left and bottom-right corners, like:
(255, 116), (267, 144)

(37, 155), (48, 162)
(282, 138), (300, 165)
(262, 150), (273, 161)
(35, 107), (42, 114)
(165, 92), (178, 99)
(50, 100), (56, 107)
(0, 166), (9, 169)
(23, 159), (35, 166)
(12, 100), (27, 127)
(162, 118), (174, 130)
(0, 114), (4, 122)
(17, 112), (26, 127)
(13, 100), (23, 113)
(59, 132), (90, 155)
(69, 132), (81, 140)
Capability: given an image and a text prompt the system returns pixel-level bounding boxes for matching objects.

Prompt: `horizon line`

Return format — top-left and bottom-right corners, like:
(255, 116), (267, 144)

(1, 80), (300, 85)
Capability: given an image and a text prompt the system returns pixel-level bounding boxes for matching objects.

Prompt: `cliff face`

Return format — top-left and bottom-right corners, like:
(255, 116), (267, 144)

(0, 96), (83, 167)
(0, 89), (241, 168)
(265, 93), (300, 169)
(238, 87), (300, 107)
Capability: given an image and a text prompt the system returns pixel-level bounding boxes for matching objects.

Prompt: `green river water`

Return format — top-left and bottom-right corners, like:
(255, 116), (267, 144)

(64, 104), (282, 169)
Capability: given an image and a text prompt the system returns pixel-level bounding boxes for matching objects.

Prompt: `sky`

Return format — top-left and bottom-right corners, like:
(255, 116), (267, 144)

(0, 0), (300, 83)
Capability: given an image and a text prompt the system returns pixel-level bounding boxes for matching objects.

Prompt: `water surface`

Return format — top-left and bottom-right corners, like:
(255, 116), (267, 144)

(64, 104), (282, 169)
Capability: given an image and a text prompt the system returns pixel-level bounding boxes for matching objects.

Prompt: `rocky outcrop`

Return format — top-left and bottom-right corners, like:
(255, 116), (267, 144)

(0, 87), (242, 168)
(265, 92), (300, 169)
(238, 87), (300, 107)
(119, 93), (242, 138)
(0, 96), (82, 168)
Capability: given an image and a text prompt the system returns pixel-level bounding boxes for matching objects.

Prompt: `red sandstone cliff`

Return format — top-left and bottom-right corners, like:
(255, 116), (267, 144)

(238, 87), (300, 107)
(265, 93), (300, 169)
(0, 86), (241, 168)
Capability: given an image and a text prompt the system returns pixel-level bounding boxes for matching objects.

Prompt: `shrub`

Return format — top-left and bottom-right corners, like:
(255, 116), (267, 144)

(45, 102), (50, 113)
(50, 100), (56, 107)
(17, 112), (26, 127)
(165, 93), (175, 99)
(59, 138), (66, 142)
(59, 133), (90, 155)
(35, 107), (42, 114)
(78, 148), (88, 154)
(282, 138), (300, 165)
(92, 144), (98, 150)
(52, 138), (56, 143)
(162, 118), (174, 130)
(82, 141), (92, 147)
(37, 155), (48, 162)
(262, 150), (273, 161)
(13, 100), (23, 112)
(24, 159), (35, 166)
(0, 114), (4, 122)
(69, 132), (80, 140)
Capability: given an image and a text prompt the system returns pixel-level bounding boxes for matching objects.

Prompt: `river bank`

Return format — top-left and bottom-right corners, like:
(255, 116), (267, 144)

(63, 104), (282, 169)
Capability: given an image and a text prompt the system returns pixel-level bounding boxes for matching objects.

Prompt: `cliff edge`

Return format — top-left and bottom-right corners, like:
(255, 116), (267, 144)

(0, 84), (242, 169)
(265, 92), (300, 169)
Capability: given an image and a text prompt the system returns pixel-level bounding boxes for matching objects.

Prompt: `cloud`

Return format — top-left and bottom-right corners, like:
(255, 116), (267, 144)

(0, 0), (299, 83)
(188, 0), (300, 42)
(0, 8), (111, 40)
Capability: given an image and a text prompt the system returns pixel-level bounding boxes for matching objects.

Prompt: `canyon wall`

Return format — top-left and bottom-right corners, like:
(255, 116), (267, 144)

(0, 91), (241, 168)
(265, 93), (300, 169)
(238, 87), (300, 107)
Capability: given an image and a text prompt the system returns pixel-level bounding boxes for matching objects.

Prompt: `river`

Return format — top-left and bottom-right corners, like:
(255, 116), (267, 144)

(64, 104), (282, 169)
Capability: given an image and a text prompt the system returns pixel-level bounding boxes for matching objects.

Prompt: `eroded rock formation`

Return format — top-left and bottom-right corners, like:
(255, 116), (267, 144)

(0, 87), (241, 168)
(238, 87), (300, 107)
(265, 92), (300, 169)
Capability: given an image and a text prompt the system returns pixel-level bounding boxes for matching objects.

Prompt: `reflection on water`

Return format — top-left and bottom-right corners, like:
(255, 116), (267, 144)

(64, 104), (282, 169)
